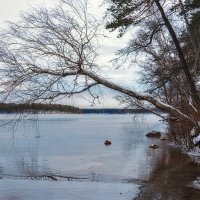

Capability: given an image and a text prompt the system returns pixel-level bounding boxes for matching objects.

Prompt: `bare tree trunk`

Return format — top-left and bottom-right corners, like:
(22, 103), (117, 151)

(155, 0), (200, 106)
(178, 0), (192, 40)
(81, 69), (194, 123)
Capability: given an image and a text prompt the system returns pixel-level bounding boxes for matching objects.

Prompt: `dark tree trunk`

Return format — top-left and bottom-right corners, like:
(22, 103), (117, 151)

(155, 0), (200, 106)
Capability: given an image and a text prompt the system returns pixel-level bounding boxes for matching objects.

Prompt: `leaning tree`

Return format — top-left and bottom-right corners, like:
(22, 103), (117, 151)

(105, 0), (200, 148)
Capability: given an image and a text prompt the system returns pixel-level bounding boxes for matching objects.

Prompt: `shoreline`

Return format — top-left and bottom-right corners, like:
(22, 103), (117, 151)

(133, 137), (200, 200)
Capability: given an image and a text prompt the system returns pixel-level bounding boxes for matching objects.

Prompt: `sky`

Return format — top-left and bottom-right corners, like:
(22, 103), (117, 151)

(0, 0), (140, 108)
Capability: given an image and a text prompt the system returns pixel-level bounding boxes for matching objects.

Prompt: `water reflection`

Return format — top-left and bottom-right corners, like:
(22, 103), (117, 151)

(0, 114), (199, 200)
(137, 140), (200, 200)
(13, 137), (39, 177)
(0, 114), (162, 181)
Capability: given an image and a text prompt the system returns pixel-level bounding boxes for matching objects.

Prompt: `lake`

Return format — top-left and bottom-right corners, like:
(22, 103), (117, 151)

(0, 114), (199, 200)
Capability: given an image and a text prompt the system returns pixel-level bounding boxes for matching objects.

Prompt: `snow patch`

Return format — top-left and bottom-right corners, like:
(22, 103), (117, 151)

(193, 135), (200, 145)
(188, 150), (200, 157)
(0, 179), (140, 200)
(192, 177), (200, 190)
(190, 128), (196, 137)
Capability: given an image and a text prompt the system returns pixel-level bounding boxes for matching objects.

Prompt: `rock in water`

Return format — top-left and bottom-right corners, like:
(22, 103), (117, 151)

(146, 131), (161, 138)
(160, 137), (167, 141)
(149, 144), (159, 149)
(104, 140), (112, 146)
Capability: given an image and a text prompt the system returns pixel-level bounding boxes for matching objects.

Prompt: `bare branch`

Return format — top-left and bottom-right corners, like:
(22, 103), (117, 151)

(0, 0), (196, 125)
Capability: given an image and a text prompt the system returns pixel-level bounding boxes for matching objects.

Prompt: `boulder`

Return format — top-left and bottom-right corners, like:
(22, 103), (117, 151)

(146, 131), (161, 138)
(160, 137), (167, 141)
(149, 144), (159, 149)
(104, 140), (112, 146)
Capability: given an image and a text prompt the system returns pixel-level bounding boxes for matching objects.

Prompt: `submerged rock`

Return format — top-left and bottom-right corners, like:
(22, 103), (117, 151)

(104, 140), (112, 146)
(187, 161), (200, 167)
(149, 144), (159, 149)
(146, 131), (161, 138)
(160, 137), (167, 141)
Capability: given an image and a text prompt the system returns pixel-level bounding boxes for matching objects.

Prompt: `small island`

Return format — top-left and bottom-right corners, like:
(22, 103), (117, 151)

(0, 103), (80, 114)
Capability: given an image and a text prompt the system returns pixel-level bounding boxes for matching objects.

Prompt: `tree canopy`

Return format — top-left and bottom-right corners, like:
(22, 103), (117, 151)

(105, 0), (200, 148)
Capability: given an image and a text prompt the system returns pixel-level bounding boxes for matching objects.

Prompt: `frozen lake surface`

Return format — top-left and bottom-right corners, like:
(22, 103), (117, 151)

(0, 114), (164, 199)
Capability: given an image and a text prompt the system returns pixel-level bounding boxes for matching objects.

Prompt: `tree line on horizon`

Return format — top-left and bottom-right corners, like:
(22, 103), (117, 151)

(0, 103), (79, 114)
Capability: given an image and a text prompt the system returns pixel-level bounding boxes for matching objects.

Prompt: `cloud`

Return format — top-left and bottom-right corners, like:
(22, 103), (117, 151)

(0, 0), (58, 28)
(0, 0), (140, 108)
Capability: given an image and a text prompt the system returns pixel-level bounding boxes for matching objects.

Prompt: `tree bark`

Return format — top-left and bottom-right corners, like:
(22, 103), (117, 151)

(155, 0), (200, 106)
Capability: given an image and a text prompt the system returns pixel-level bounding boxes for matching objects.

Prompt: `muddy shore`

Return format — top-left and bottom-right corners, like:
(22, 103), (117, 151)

(135, 137), (200, 200)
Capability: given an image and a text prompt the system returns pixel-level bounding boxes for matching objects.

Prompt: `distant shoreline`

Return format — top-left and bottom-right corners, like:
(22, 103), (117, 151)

(0, 103), (159, 114)
(0, 103), (79, 114)
(0, 103), (161, 114)
(80, 108), (155, 114)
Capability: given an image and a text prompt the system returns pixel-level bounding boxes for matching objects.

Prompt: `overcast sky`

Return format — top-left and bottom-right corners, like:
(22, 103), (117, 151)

(0, 0), (139, 108)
